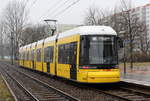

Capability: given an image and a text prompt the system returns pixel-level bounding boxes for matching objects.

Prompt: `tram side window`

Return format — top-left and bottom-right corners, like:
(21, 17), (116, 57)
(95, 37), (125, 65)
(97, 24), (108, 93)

(37, 48), (41, 62)
(22, 52), (24, 60)
(28, 51), (30, 61)
(31, 50), (34, 61)
(19, 52), (21, 60)
(44, 48), (48, 62)
(28, 51), (32, 61)
(27, 51), (29, 60)
(58, 45), (65, 64)
(21, 52), (22, 60)
(23, 52), (25, 60)
(70, 42), (77, 64)
(24, 52), (26, 60)
(49, 46), (54, 62)
(44, 46), (54, 63)
(25, 51), (27, 60)
(58, 42), (77, 64)
(65, 44), (70, 64)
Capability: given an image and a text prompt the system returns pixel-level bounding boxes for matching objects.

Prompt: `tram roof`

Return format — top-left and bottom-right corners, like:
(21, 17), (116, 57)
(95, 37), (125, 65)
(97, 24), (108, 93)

(22, 45), (27, 50)
(19, 26), (117, 49)
(19, 47), (23, 51)
(37, 39), (44, 45)
(44, 35), (57, 43)
(58, 26), (117, 39)
(31, 42), (37, 47)
(26, 44), (32, 48)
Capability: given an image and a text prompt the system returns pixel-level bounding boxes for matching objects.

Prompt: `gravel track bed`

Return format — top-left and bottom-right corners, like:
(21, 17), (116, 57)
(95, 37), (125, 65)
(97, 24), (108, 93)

(2, 64), (79, 101)
(15, 67), (105, 101)
(2, 62), (125, 101)
(2, 62), (150, 101)
(0, 67), (35, 101)
(119, 82), (150, 94)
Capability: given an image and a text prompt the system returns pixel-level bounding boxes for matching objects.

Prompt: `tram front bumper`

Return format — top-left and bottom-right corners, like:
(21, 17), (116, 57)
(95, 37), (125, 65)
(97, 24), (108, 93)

(87, 71), (120, 83)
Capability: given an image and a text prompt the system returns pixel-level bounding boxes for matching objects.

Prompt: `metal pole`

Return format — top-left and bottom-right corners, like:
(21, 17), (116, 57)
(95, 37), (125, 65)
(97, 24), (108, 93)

(11, 32), (14, 65)
(123, 42), (126, 74)
(119, 31), (126, 74)
(127, 10), (133, 71)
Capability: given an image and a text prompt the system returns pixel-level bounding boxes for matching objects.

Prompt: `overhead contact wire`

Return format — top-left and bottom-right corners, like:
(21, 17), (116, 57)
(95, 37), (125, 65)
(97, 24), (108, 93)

(40, 0), (64, 19)
(51, 0), (81, 18)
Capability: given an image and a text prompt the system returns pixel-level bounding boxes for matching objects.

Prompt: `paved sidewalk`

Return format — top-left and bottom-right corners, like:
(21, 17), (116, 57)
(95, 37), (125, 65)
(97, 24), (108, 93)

(121, 72), (150, 86)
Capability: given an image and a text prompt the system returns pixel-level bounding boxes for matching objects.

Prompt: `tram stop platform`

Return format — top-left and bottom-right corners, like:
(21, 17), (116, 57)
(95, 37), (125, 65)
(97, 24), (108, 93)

(121, 73), (150, 87)
(120, 65), (150, 87)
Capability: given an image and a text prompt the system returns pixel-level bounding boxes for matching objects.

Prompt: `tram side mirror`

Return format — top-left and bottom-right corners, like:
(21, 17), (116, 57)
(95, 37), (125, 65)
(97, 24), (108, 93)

(117, 37), (123, 48)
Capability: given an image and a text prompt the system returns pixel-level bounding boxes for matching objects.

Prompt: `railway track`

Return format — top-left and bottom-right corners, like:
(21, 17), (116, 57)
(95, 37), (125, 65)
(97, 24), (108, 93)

(1, 64), (79, 101)
(1, 62), (150, 101)
(1, 69), (38, 101)
(94, 86), (150, 101)
(15, 66), (150, 101)
(18, 67), (150, 101)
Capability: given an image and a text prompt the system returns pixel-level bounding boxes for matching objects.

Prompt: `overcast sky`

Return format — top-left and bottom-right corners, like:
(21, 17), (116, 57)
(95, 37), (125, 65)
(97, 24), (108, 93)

(0, 0), (150, 25)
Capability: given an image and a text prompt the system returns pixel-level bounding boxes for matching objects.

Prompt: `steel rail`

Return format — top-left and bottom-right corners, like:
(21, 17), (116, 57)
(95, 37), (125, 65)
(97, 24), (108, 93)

(1, 74), (18, 101)
(12, 64), (131, 101)
(93, 84), (150, 101)
(2, 67), (39, 101)
(3, 63), (80, 101)
(3, 62), (150, 101)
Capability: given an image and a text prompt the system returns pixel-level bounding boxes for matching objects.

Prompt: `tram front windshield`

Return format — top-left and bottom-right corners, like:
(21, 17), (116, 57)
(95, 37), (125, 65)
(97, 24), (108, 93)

(80, 35), (118, 66)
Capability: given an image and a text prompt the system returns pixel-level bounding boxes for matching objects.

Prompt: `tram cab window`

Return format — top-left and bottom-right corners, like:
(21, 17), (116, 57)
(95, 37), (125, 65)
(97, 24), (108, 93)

(58, 42), (77, 64)
(36, 48), (41, 62)
(80, 35), (118, 67)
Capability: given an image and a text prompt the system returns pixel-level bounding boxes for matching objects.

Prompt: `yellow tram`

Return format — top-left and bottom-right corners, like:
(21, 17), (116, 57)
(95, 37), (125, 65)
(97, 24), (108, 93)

(19, 26), (123, 83)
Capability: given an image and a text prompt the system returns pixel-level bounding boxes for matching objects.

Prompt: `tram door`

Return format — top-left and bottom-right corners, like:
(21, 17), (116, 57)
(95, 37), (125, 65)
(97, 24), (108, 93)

(46, 62), (50, 73)
(31, 50), (35, 70)
(44, 46), (53, 73)
(32, 61), (35, 69)
(23, 60), (24, 66)
(70, 64), (77, 80)
(70, 42), (77, 80)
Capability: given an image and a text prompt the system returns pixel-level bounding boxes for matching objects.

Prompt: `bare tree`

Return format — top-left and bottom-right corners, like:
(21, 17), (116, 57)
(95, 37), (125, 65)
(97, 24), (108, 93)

(137, 23), (150, 55)
(84, 7), (111, 25)
(21, 24), (49, 46)
(0, 19), (12, 59)
(84, 0), (149, 67)
(0, 21), (5, 59)
(119, 0), (147, 69)
(3, 0), (28, 60)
